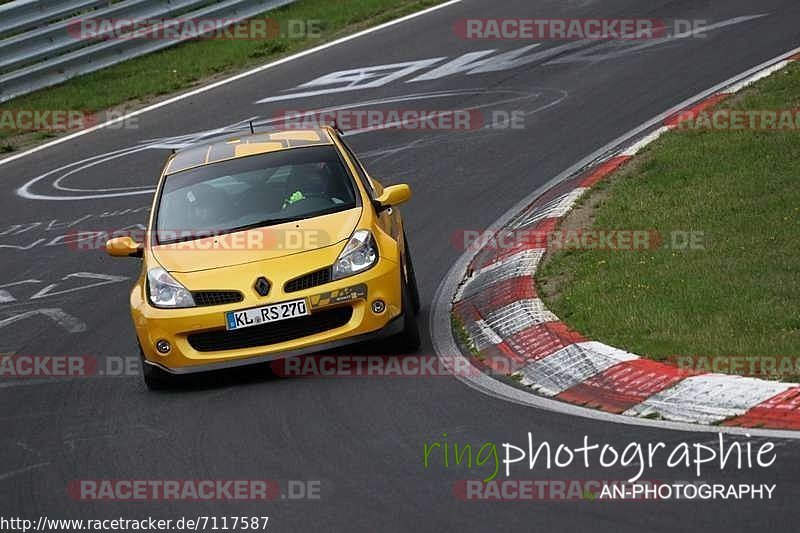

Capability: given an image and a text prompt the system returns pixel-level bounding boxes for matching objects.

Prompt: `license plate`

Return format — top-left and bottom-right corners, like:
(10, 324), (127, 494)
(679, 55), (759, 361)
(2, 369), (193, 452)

(225, 299), (309, 331)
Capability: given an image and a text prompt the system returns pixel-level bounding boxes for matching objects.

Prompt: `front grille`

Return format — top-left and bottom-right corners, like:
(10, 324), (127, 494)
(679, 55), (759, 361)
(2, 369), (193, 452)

(187, 306), (353, 352)
(192, 291), (244, 307)
(284, 267), (332, 293)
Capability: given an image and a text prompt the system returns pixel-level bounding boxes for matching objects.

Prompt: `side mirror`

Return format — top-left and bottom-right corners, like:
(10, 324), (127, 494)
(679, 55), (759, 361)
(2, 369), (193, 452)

(374, 184), (411, 213)
(106, 236), (143, 258)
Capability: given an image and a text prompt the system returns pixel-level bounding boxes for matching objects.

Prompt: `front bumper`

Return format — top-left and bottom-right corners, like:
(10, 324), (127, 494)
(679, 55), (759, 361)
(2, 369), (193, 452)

(132, 255), (403, 373)
(146, 314), (405, 375)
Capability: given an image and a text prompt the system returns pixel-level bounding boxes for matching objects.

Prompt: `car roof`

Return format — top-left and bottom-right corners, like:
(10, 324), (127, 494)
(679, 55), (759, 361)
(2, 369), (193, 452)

(165, 128), (334, 174)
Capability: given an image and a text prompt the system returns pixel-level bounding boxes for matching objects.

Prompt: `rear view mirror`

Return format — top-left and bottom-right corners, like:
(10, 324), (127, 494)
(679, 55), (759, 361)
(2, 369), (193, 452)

(374, 184), (412, 212)
(106, 236), (143, 258)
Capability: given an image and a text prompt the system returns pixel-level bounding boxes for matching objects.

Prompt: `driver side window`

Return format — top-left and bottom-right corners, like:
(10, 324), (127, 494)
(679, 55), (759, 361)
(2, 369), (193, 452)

(338, 137), (376, 199)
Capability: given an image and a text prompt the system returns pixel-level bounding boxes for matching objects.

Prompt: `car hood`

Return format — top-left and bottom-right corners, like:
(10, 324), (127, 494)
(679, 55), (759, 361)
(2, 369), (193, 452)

(152, 208), (361, 273)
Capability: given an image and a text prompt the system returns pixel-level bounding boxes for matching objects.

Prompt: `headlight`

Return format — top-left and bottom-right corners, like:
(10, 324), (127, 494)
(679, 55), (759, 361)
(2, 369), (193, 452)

(332, 230), (379, 280)
(147, 267), (196, 308)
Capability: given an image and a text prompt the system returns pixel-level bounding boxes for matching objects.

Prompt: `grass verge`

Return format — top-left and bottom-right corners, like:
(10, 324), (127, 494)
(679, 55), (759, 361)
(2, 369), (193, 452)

(537, 62), (800, 380)
(0, 0), (445, 148)
(451, 314), (482, 361)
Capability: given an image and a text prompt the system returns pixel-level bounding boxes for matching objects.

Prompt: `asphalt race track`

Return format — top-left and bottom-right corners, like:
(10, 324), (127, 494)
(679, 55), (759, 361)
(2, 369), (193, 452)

(2, 1), (799, 531)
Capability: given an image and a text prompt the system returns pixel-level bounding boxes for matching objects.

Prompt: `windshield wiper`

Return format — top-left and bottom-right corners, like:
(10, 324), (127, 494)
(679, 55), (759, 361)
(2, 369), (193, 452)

(226, 206), (356, 234)
(156, 206), (356, 246)
(223, 217), (304, 234)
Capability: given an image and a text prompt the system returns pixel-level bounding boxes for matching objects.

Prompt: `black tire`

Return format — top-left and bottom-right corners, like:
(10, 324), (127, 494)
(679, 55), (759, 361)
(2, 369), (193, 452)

(139, 345), (171, 390)
(397, 276), (421, 351)
(403, 231), (421, 315)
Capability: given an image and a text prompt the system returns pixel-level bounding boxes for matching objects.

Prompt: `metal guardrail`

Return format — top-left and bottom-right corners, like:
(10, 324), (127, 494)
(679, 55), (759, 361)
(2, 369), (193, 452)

(0, 0), (296, 104)
(0, 0), (206, 73)
(0, 0), (108, 37)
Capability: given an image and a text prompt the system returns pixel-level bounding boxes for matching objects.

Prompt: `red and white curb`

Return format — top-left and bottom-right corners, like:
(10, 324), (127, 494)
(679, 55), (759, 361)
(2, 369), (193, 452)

(437, 48), (800, 433)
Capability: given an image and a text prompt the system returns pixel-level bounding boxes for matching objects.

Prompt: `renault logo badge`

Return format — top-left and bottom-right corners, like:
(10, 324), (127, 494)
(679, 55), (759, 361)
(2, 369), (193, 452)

(254, 277), (271, 297)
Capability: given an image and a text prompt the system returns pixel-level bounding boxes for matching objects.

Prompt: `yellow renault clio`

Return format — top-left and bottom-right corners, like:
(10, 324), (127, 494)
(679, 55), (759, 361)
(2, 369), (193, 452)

(107, 126), (420, 389)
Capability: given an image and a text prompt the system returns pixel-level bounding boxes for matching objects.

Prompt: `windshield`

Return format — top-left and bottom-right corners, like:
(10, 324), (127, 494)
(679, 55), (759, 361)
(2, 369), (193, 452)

(155, 145), (359, 244)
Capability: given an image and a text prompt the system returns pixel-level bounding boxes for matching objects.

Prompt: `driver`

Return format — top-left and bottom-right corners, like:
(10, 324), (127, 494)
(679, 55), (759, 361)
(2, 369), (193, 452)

(185, 183), (222, 228)
(281, 162), (330, 209)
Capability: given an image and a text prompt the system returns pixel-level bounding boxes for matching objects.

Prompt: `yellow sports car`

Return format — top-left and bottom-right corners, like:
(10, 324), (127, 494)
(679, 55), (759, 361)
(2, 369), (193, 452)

(106, 126), (420, 389)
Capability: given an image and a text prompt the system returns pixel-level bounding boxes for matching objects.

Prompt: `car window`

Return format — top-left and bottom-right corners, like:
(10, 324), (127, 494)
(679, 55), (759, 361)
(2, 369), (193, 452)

(155, 145), (359, 244)
(338, 137), (376, 198)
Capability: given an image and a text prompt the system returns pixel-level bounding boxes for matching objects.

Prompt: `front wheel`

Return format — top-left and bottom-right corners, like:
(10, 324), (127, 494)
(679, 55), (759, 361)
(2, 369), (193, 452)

(139, 345), (171, 390)
(403, 231), (421, 315)
(396, 276), (421, 351)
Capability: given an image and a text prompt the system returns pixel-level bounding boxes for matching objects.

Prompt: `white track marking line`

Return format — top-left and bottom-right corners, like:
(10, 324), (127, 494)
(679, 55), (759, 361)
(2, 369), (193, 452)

(0, 0), (465, 169)
(621, 126), (671, 156)
(0, 462), (50, 481)
(723, 60), (790, 94)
